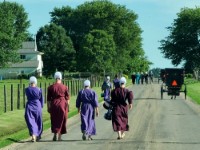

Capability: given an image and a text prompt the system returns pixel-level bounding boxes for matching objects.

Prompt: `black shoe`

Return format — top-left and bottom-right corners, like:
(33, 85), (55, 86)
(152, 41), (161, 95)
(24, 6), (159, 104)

(53, 134), (57, 141)
(88, 135), (93, 140)
(82, 132), (86, 140)
(36, 136), (41, 141)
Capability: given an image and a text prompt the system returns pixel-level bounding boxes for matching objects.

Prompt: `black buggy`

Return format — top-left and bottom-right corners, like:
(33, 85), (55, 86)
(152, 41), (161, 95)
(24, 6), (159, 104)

(160, 68), (187, 99)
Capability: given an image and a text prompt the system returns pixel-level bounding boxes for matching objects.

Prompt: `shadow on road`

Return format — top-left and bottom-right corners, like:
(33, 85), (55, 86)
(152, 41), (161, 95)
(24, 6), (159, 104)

(134, 98), (184, 101)
(134, 98), (160, 100)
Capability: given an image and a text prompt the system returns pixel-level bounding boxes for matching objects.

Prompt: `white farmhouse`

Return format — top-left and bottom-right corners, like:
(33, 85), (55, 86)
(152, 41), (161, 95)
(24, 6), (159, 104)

(0, 41), (44, 79)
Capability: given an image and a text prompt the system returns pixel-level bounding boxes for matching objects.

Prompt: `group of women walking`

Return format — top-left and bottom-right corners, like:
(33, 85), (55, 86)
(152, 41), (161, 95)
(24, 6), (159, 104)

(24, 72), (133, 142)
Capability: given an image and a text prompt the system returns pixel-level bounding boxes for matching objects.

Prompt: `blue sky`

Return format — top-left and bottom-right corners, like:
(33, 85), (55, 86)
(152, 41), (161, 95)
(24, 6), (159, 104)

(7, 0), (200, 69)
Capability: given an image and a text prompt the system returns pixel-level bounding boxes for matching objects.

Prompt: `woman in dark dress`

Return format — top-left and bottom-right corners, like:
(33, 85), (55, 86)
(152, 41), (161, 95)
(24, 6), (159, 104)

(47, 71), (70, 141)
(111, 77), (133, 139)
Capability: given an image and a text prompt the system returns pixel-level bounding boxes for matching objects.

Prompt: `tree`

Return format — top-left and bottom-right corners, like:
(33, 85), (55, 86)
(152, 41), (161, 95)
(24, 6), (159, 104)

(50, 0), (148, 74)
(78, 29), (116, 73)
(150, 68), (161, 78)
(36, 23), (76, 76)
(0, 1), (30, 67)
(159, 7), (200, 74)
(26, 33), (35, 41)
(128, 56), (152, 74)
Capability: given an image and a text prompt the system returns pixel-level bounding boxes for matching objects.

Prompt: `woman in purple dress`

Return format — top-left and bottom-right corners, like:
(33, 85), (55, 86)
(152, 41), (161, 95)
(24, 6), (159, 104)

(111, 77), (133, 140)
(76, 80), (99, 140)
(25, 76), (43, 142)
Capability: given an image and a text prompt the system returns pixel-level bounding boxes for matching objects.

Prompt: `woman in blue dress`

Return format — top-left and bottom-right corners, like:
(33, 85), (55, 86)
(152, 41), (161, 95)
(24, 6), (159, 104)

(25, 76), (44, 142)
(76, 80), (99, 140)
(101, 76), (112, 102)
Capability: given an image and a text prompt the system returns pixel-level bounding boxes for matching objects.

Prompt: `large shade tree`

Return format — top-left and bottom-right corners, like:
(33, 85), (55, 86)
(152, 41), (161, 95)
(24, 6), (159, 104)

(79, 29), (116, 73)
(36, 23), (76, 76)
(159, 7), (200, 74)
(0, 1), (30, 67)
(50, 0), (149, 74)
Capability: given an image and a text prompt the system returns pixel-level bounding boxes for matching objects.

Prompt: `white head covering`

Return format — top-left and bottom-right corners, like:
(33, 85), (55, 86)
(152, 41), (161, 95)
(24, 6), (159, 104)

(84, 80), (90, 87)
(29, 76), (37, 85)
(120, 77), (126, 85)
(54, 71), (62, 80)
(106, 76), (110, 80)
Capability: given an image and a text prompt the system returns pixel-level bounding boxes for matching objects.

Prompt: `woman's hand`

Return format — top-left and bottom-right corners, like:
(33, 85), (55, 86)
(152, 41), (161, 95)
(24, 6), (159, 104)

(96, 111), (99, 117)
(78, 108), (81, 114)
(95, 107), (99, 117)
(67, 100), (70, 105)
(129, 104), (133, 110)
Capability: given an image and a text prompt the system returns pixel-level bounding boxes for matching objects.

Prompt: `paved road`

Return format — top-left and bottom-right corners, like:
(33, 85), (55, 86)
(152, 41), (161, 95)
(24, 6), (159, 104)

(2, 83), (200, 150)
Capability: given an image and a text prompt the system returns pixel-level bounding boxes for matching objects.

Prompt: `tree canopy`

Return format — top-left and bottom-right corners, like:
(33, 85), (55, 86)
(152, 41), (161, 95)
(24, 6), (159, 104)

(0, 1), (30, 67)
(48, 0), (150, 74)
(79, 29), (116, 73)
(159, 7), (200, 73)
(36, 23), (76, 76)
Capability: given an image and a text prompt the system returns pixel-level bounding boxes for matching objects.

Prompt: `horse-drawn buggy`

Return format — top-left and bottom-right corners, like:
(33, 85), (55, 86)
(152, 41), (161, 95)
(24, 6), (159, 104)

(160, 68), (186, 99)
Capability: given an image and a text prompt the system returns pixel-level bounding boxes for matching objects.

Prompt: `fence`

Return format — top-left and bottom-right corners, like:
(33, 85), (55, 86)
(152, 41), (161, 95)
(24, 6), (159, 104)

(0, 76), (103, 114)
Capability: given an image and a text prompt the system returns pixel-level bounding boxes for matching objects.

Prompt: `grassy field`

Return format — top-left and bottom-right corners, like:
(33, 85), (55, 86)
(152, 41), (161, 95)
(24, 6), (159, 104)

(186, 82), (200, 104)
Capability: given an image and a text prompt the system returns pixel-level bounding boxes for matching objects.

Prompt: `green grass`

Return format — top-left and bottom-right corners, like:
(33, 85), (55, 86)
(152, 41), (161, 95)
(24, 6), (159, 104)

(186, 82), (200, 104)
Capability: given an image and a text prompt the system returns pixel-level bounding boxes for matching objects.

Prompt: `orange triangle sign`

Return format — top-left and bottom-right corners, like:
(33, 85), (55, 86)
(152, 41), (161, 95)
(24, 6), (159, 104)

(172, 80), (177, 86)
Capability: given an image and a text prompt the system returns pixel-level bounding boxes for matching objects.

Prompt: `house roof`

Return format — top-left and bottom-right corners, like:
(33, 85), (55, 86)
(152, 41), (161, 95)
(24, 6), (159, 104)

(18, 41), (44, 55)
(11, 60), (39, 68)
(22, 41), (35, 49)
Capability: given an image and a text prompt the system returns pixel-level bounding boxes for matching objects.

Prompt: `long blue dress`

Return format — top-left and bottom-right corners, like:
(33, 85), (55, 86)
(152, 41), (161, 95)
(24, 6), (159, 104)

(25, 86), (43, 137)
(76, 89), (98, 136)
(102, 81), (112, 101)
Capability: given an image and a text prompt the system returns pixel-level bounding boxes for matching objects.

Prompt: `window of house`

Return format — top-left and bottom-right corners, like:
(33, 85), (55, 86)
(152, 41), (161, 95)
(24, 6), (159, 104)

(20, 55), (26, 60)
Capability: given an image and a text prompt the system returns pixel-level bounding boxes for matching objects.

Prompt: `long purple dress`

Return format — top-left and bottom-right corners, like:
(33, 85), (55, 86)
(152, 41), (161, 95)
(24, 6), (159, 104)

(76, 89), (98, 136)
(25, 86), (43, 137)
(111, 87), (133, 131)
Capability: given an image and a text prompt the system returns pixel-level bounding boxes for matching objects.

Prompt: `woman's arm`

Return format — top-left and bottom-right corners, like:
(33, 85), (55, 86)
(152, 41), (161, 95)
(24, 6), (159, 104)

(76, 91), (82, 113)
(39, 88), (44, 108)
(128, 91), (134, 110)
(95, 107), (99, 117)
